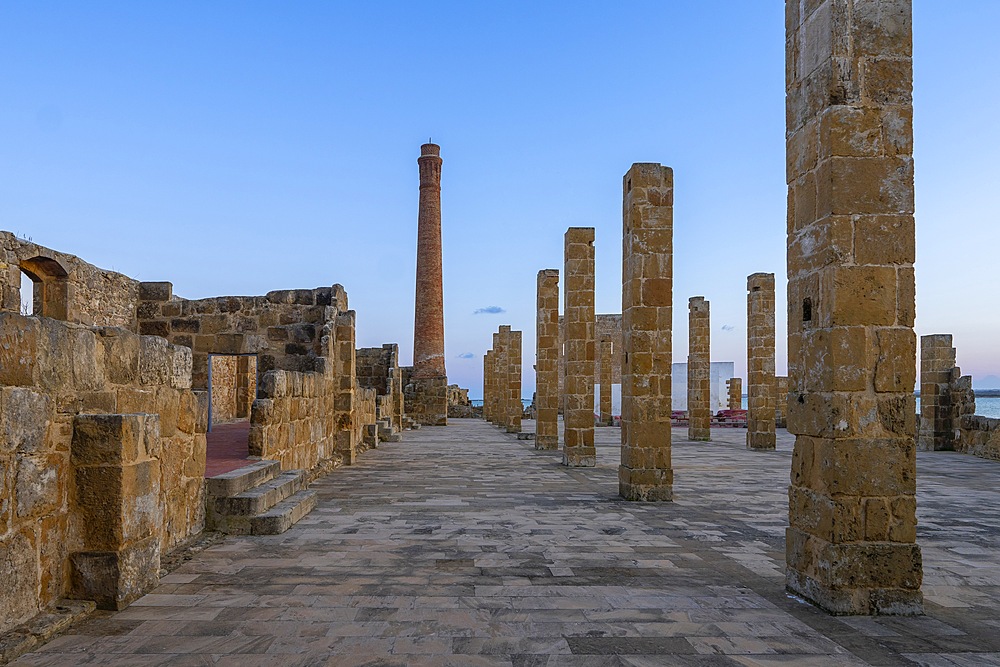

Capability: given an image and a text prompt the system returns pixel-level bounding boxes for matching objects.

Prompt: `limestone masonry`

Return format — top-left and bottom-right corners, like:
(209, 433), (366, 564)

(747, 272), (777, 450)
(726, 377), (742, 410)
(534, 269), (559, 450)
(785, 0), (922, 615)
(0, 230), (398, 634)
(7, 1), (997, 646)
(686, 297), (711, 441)
(619, 163), (674, 501)
(562, 227), (596, 467)
(918, 334), (973, 452)
(598, 339), (613, 426)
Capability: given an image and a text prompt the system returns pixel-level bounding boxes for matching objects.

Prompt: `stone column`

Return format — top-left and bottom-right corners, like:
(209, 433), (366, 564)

(687, 297), (710, 441)
(506, 330), (522, 433)
(482, 351), (490, 422)
(494, 328), (508, 429)
(491, 332), (502, 426)
(598, 339), (613, 426)
(535, 269), (560, 450)
(747, 272), (776, 450)
(918, 334), (958, 451)
(726, 377), (742, 410)
(785, 0), (921, 615)
(563, 227), (596, 467)
(410, 142), (448, 425)
(334, 310), (358, 465)
(71, 414), (162, 610)
(775, 375), (789, 428)
(620, 163), (673, 501)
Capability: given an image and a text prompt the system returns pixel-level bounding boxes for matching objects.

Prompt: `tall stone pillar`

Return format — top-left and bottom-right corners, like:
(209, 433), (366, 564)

(563, 227), (596, 467)
(726, 377), (742, 410)
(599, 339), (613, 426)
(483, 351), (492, 423)
(535, 269), (560, 450)
(334, 310), (358, 465)
(785, 0), (921, 615)
(918, 334), (963, 451)
(506, 329), (522, 433)
(620, 163), (673, 501)
(747, 272), (776, 450)
(492, 332), (502, 426)
(775, 375), (789, 428)
(409, 142), (448, 425)
(494, 328), (509, 429)
(687, 297), (710, 441)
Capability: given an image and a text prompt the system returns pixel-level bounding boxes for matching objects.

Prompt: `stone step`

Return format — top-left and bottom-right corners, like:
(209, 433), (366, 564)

(212, 470), (307, 517)
(206, 459), (280, 498)
(249, 490), (319, 536)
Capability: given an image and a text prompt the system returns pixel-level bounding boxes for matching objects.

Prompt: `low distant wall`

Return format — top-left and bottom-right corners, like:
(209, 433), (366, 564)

(957, 414), (1000, 461)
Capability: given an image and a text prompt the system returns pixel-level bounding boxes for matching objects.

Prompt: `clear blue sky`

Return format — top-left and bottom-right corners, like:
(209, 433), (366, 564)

(2, 1), (998, 397)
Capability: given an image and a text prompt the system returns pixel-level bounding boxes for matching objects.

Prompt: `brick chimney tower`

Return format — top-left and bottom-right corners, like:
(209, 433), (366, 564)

(405, 142), (448, 425)
(413, 142), (445, 379)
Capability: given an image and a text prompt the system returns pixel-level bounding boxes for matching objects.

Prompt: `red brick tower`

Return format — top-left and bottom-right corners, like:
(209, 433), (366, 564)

(406, 142), (448, 425)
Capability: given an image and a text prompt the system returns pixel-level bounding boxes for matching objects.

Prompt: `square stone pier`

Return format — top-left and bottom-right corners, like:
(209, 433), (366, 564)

(619, 163), (673, 501)
(785, 0), (922, 615)
(562, 227), (596, 467)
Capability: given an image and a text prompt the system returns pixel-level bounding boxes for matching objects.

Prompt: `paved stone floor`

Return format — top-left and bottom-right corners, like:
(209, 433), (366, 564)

(14, 419), (1000, 666)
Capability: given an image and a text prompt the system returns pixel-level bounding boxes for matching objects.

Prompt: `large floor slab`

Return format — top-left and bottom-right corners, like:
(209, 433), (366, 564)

(14, 419), (1000, 665)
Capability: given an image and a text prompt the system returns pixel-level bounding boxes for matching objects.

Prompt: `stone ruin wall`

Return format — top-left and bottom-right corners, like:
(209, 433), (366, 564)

(1, 232), (138, 329)
(136, 283), (374, 470)
(357, 344), (404, 432)
(447, 385), (470, 406)
(446, 384), (475, 419)
(209, 355), (256, 425)
(136, 282), (347, 388)
(919, 334), (983, 459)
(958, 415), (1000, 461)
(0, 233), (385, 629)
(918, 334), (975, 451)
(0, 312), (207, 632)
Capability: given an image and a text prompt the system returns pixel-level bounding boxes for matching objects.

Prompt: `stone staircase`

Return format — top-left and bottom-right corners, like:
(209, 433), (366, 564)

(206, 460), (317, 535)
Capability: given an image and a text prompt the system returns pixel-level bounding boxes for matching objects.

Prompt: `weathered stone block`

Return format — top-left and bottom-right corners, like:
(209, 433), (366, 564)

(1, 387), (51, 455)
(70, 536), (160, 611)
(0, 528), (40, 633)
(138, 320), (170, 338)
(97, 327), (139, 385)
(72, 413), (151, 466)
(138, 336), (171, 386)
(138, 282), (172, 302)
(15, 454), (61, 518)
(0, 313), (39, 386)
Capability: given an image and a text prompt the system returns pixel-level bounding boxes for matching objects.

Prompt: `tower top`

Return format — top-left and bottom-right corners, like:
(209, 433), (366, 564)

(420, 143), (440, 157)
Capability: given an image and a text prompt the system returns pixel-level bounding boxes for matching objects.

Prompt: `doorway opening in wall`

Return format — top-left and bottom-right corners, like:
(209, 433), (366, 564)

(18, 269), (34, 315)
(205, 353), (258, 477)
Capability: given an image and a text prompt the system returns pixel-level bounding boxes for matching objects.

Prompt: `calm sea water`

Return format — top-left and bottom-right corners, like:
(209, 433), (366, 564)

(735, 396), (1000, 419)
(471, 396), (1000, 419)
